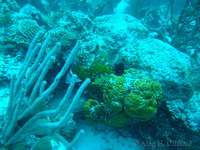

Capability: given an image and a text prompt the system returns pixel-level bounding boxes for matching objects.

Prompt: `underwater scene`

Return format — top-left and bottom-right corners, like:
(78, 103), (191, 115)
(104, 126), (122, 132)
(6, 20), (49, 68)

(0, 0), (200, 149)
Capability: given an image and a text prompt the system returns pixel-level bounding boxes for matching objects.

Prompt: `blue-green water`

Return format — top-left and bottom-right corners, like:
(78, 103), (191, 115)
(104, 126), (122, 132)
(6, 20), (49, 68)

(0, 0), (199, 149)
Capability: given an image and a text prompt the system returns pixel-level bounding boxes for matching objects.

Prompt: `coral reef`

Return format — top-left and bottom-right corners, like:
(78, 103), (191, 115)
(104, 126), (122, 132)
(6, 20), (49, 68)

(48, 11), (92, 49)
(18, 19), (44, 40)
(0, 54), (21, 82)
(1, 31), (90, 149)
(117, 38), (193, 101)
(72, 51), (113, 81)
(166, 91), (200, 133)
(81, 13), (193, 101)
(84, 69), (162, 127)
(0, 0), (200, 149)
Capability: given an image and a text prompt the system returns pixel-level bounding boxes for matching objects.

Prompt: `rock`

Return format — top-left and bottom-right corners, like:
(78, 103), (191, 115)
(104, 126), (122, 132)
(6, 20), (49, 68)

(81, 14), (193, 101)
(166, 92), (200, 133)
(117, 38), (193, 100)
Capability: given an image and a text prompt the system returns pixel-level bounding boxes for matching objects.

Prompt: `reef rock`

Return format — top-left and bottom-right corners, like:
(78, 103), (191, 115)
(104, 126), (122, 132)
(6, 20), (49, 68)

(166, 92), (200, 133)
(82, 14), (193, 101)
(117, 38), (193, 101)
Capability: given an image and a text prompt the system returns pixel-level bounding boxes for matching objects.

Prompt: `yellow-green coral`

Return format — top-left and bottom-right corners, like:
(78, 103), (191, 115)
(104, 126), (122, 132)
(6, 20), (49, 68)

(89, 74), (126, 113)
(83, 69), (163, 127)
(83, 99), (131, 127)
(72, 51), (113, 81)
(102, 75), (127, 110)
(124, 93), (158, 121)
(131, 78), (162, 102)
(83, 99), (106, 122)
(75, 58), (113, 80)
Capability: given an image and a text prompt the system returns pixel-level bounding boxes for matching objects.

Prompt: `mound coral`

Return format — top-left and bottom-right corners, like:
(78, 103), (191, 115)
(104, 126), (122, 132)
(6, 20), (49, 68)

(72, 50), (113, 81)
(84, 98), (131, 127)
(84, 69), (162, 127)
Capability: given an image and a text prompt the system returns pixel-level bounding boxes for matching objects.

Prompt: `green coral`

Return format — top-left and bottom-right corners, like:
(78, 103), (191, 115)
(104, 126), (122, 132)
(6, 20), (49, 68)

(72, 50), (113, 81)
(83, 99), (106, 122)
(130, 78), (163, 102)
(84, 69), (163, 127)
(103, 75), (127, 102)
(83, 99), (131, 127)
(124, 93), (158, 121)
(89, 74), (127, 113)
(74, 58), (113, 80)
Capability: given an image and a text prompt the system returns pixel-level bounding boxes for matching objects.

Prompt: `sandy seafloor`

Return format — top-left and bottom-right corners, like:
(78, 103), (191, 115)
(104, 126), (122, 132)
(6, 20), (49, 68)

(75, 118), (145, 150)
